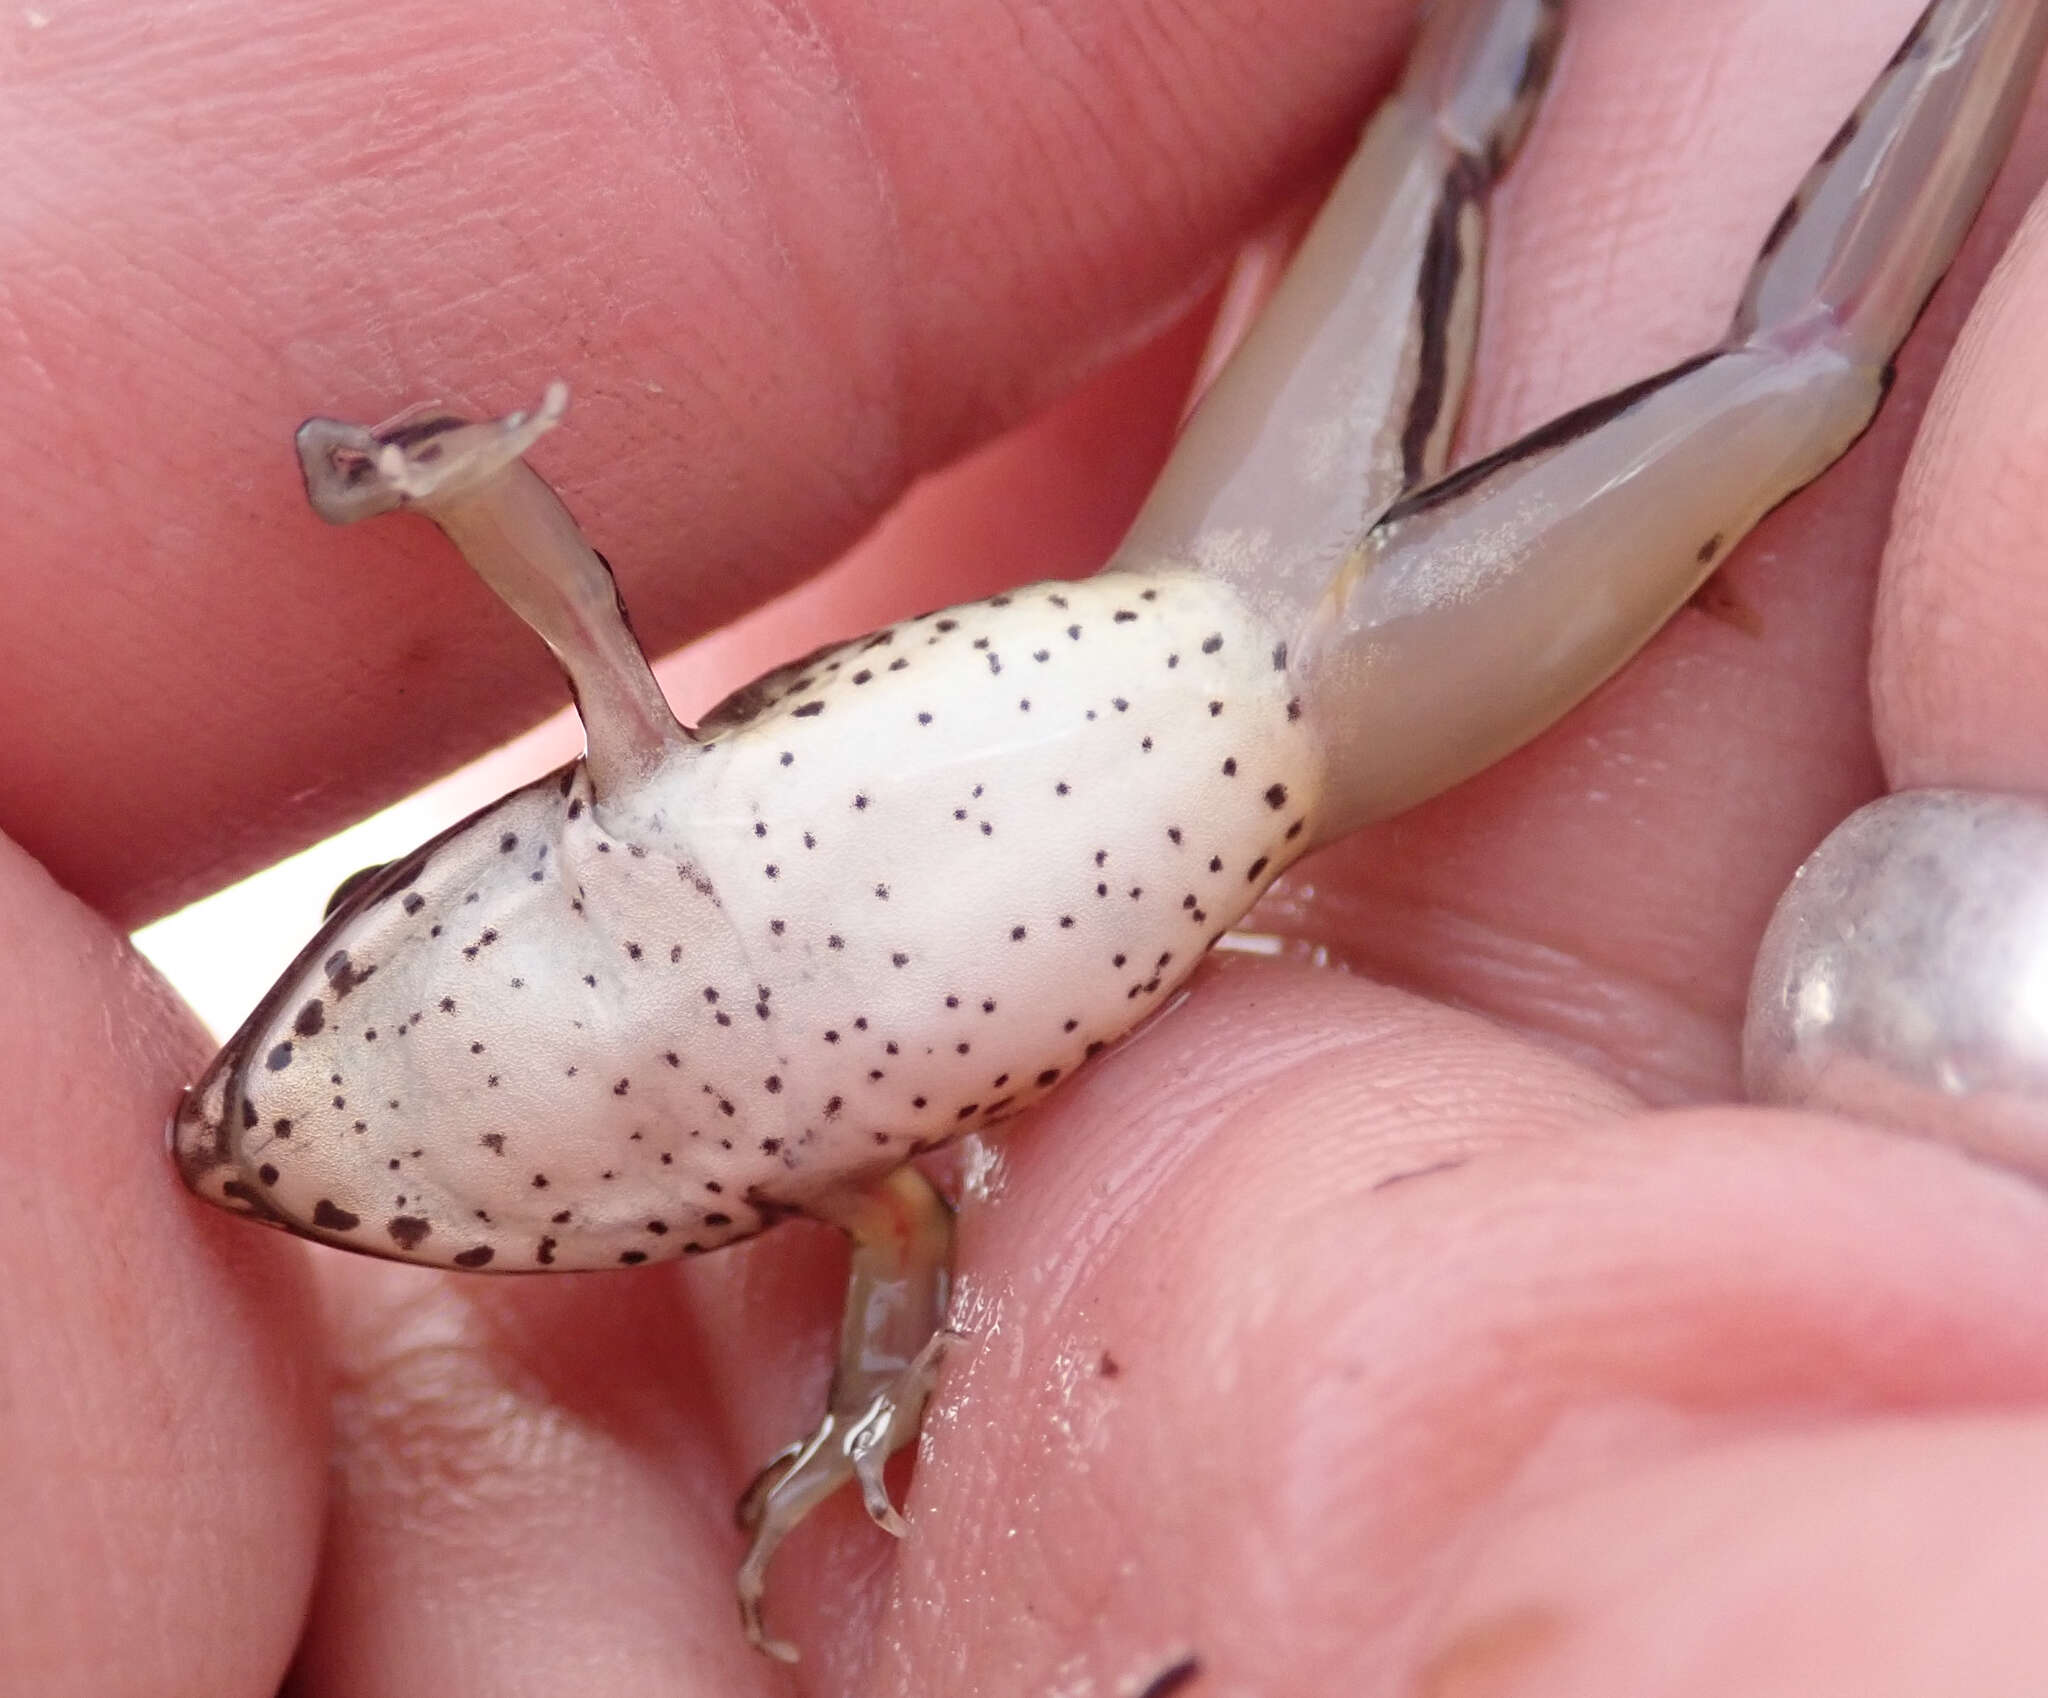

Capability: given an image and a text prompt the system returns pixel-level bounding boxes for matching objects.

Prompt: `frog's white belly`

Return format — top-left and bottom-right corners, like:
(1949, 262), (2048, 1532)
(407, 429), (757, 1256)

(175, 571), (1321, 1271)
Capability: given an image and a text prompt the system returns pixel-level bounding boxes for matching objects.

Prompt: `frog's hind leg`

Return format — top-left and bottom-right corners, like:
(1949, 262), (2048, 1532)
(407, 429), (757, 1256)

(1112, 0), (1564, 609)
(1298, 0), (2048, 838)
(294, 383), (690, 806)
(733, 1166), (954, 1663)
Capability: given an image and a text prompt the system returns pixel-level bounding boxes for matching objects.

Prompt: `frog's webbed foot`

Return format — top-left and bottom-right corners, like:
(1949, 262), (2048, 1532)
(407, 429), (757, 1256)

(734, 1167), (955, 1663)
(293, 384), (688, 803)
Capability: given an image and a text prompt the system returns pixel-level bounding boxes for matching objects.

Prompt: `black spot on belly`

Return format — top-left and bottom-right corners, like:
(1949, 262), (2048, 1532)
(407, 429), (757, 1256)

(313, 1199), (361, 1232)
(537, 1237), (557, 1265)
(1264, 783), (1289, 809)
(293, 999), (325, 1037)
(453, 1245), (495, 1268)
(387, 1216), (430, 1251)
(619, 1250), (648, 1265)
(258, 1163), (279, 1185)
(265, 1042), (294, 1072)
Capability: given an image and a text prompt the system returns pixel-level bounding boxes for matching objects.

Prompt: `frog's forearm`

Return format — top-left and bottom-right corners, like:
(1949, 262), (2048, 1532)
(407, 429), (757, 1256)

(297, 386), (689, 805)
(1294, 0), (2048, 838)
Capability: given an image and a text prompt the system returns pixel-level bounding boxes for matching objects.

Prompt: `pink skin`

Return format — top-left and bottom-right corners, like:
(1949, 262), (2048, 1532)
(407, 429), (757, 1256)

(9, 0), (2048, 1692)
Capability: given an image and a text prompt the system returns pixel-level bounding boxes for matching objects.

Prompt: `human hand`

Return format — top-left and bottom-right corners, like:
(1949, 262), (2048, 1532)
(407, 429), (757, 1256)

(10, 0), (2048, 1693)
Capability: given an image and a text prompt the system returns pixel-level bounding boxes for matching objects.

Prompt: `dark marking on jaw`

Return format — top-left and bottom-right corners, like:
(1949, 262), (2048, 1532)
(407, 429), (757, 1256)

(258, 1163), (279, 1185)
(536, 1237), (557, 1265)
(265, 1042), (294, 1072)
(221, 1180), (273, 1213)
(792, 700), (824, 718)
(1696, 532), (1724, 565)
(387, 1216), (430, 1251)
(453, 1245), (495, 1268)
(293, 998), (326, 1037)
(313, 1199), (360, 1232)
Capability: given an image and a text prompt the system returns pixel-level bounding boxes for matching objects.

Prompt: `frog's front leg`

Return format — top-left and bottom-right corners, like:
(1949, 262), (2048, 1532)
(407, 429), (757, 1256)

(734, 1167), (954, 1661)
(296, 381), (691, 807)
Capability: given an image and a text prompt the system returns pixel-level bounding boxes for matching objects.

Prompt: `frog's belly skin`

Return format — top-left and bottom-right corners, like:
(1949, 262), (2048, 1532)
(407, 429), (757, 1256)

(172, 571), (1321, 1272)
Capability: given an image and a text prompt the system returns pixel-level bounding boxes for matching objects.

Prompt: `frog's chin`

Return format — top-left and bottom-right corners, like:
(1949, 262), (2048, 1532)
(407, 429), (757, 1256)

(166, 1066), (288, 1227)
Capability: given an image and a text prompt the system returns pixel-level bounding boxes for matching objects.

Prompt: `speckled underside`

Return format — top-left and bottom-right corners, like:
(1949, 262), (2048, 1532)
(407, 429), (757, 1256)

(172, 571), (1323, 1271)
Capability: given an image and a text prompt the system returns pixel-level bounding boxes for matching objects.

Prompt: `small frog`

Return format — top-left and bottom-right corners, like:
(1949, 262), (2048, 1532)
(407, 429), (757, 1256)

(168, 0), (2046, 1659)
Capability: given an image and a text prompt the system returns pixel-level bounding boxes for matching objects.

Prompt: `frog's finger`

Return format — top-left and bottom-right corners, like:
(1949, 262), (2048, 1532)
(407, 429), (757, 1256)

(1872, 182), (2048, 794)
(0, 835), (325, 1696)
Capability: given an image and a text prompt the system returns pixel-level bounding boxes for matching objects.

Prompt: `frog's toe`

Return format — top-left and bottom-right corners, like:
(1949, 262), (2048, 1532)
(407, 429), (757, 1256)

(733, 1440), (803, 1536)
(732, 1329), (955, 1661)
(849, 1328), (954, 1536)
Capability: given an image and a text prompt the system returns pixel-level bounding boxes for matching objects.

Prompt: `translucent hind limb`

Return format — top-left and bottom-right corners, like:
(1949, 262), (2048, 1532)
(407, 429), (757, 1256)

(294, 385), (688, 805)
(1297, 0), (2048, 839)
(1113, 0), (1564, 610)
(734, 1166), (955, 1663)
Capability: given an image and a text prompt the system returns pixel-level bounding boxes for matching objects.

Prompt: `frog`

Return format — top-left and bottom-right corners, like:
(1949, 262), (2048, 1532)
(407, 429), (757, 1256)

(167, 0), (2048, 1660)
